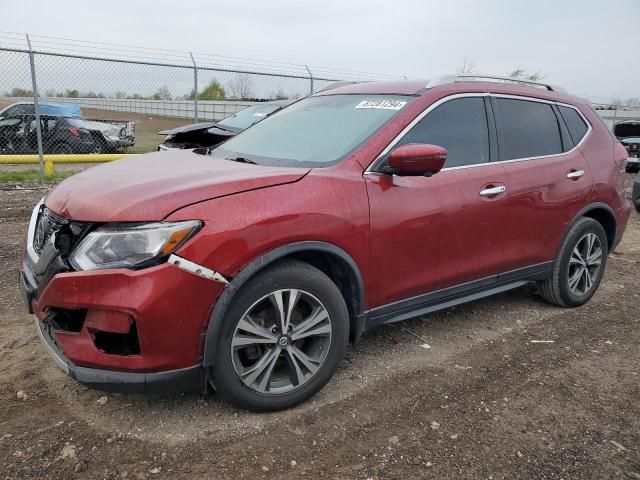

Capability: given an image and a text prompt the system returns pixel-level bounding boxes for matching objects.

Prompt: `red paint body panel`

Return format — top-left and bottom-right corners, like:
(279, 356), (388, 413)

(578, 105), (631, 234)
(171, 159), (370, 287)
(33, 264), (224, 371)
(44, 150), (309, 221)
(500, 150), (593, 268)
(365, 165), (509, 306)
(23, 80), (631, 380)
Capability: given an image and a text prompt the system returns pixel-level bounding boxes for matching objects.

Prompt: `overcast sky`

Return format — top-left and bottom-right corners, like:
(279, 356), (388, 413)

(4, 0), (639, 101)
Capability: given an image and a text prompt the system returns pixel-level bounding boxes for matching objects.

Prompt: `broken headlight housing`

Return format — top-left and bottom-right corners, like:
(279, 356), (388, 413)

(69, 220), (201, 271)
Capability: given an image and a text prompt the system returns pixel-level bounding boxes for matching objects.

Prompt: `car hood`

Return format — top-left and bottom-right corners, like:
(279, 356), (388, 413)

(158, 122), (240, 136)
(45, 150), (309, 221)
(621, 137), (640, 144)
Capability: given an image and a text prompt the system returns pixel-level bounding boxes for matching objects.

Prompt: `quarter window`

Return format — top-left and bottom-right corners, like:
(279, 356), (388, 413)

(495, 98), (562, 160)
(558, 105), (588, 146)
(394, 97), (490, 168)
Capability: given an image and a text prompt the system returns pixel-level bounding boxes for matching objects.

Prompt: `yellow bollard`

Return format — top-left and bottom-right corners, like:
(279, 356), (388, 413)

(44, 157), (56, 177)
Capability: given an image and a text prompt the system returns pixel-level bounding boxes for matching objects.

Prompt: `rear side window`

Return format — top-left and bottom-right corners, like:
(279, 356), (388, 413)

(558, 106), (588, 145)
(495, 98), (562, 160)
(395, 97), (490, 168)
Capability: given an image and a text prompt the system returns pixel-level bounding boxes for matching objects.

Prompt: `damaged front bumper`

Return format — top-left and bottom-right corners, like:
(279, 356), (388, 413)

(21, 261), (224, 393)
(34, 315), (203, 393)
(20, 201), (227, 393)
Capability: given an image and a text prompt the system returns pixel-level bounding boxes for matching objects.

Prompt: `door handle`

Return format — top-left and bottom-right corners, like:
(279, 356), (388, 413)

(566, 170), (585, 179)
(479, 185), (506, 197)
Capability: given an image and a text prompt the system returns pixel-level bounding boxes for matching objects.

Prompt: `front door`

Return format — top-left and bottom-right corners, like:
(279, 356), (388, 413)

(365, 95), (510, 308)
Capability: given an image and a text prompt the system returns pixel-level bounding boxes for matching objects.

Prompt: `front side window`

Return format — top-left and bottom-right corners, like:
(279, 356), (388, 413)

(213, 94), (414, 167)
(495, 98), (562, 160)
(393, 97), (490, 168)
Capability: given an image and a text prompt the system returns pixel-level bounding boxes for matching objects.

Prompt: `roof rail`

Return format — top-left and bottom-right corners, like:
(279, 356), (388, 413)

(426, 74), (567, 93)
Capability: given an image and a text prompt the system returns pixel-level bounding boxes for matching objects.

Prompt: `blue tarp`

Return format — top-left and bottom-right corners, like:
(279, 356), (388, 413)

(38, 103), (83, 118)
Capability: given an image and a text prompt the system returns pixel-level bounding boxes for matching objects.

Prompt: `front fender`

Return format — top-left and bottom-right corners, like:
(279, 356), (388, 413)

(199, 241), (366, 367)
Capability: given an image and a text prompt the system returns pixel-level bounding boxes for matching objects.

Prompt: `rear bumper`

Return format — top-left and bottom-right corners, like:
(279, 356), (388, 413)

(35, 316), (203, 393)
(104, 137), (135, 149)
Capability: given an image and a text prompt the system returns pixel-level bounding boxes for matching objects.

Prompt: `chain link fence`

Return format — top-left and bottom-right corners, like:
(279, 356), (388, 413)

(1, 31), (638, 178)
(0, 31), (402, 173)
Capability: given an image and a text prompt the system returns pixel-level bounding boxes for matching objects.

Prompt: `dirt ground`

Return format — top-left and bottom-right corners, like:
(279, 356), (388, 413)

(0, 179), (639, 480)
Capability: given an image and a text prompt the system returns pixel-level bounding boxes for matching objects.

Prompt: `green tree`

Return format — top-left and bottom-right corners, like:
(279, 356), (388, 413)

(9, 87), (33, 97)
(197, 80), (226, 100)
(151, 85), (172, 100)
(65, 89), (79, 98)
(508, 68), (545, 81)
(456, 57), (478, 75)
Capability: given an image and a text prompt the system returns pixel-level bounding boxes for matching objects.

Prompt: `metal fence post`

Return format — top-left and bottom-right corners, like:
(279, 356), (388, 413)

(190, 52), (198, 123)
(26, 34), (45, 181)
(305, 65), (314, 95)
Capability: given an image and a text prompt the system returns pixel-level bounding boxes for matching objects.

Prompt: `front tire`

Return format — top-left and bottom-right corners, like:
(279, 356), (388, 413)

(538, 217), (608, 307)
(210, 260), (349, 411)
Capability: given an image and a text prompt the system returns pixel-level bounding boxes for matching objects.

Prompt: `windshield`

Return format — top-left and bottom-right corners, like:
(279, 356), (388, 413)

(213, 94), (413, 167)
(217, 104), (283, 130)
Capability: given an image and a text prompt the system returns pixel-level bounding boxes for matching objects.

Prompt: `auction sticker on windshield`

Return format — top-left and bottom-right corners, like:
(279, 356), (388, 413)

(355, 99), (407, 110)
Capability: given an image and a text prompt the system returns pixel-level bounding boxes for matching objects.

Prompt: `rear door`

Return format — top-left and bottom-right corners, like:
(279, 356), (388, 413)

(366, 94), (511, 308)
(492, 96), (593, 270)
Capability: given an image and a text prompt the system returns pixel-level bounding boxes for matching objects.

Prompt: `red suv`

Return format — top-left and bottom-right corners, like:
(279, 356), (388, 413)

(21, 76), (630, 411)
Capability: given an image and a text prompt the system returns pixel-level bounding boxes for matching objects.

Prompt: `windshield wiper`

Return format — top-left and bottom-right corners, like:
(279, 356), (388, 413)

(225, 156), (257, 165)
(208, 123), (238, 133)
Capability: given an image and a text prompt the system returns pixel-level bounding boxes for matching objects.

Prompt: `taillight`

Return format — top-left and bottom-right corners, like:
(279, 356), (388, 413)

(68, 127), (80, 137)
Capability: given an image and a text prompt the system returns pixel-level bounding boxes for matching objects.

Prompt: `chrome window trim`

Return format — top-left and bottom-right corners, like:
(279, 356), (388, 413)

(364, 93), (593, 174)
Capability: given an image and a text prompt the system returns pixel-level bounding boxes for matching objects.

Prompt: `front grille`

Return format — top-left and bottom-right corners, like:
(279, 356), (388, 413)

(33, 207), (67, 255)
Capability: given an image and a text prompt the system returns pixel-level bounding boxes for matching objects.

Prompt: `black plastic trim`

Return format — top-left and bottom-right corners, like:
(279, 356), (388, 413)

(202, 241), (365, 367)
(564, 202), (617, 252)
(484, 96), (499, 162)
(365, 262), (553, 330)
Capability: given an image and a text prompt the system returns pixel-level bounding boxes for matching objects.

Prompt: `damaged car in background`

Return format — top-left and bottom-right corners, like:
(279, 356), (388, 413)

(0, 102), (135, 154)
(614, 120), (640, 173)
(157, 100), (291, 150)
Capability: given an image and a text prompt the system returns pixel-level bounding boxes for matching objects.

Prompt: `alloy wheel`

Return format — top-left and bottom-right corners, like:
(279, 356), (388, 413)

(231, 289), (332, 395)
(567, 232), (602, 296)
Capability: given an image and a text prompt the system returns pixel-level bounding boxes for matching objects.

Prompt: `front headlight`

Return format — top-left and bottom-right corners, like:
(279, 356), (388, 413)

(69, 220), (201, 271)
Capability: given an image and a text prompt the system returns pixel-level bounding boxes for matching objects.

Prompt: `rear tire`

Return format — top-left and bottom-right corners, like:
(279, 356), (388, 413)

(210, 259), (349, 411)
(538, 217), (608, 307)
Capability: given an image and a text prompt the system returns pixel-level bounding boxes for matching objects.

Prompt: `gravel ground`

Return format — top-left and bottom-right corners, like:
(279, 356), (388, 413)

(0, 178), (638, 480)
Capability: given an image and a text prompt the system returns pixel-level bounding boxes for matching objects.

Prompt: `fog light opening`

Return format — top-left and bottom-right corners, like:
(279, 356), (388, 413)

(92, 322), (141, 356)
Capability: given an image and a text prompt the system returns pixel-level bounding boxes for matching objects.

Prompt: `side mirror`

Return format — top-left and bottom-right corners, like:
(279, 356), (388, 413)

(386, 144), (447, 176)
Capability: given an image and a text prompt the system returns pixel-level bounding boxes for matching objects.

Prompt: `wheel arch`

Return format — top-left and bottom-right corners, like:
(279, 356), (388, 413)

(202, 241), (366, 368)
(564, 202), (617, 253)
